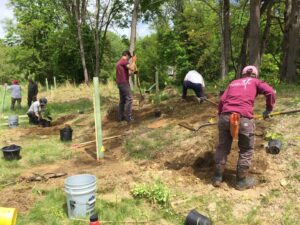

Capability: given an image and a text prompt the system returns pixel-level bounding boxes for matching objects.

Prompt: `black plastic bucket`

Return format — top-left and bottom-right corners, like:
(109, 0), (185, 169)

(1, 145), (22, 160)
(267, 139), (282, 154)
(184, 209), (212, 225)
(60, 126), (73, 141)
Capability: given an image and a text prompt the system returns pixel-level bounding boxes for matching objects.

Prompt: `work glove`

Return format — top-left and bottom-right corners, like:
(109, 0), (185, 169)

(263, 110), (272, 119)
(199, 96), (207, 104)
(132, 55), (137, 63)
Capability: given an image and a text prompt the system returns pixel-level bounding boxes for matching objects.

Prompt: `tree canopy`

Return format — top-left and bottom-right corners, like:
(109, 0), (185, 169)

(0, 0), (299, 85)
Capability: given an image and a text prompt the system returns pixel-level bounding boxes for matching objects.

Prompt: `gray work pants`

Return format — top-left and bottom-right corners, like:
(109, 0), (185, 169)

(118, 83), (132, 120)
(215, 114), (255, 168)
(11, 98), (21, 110)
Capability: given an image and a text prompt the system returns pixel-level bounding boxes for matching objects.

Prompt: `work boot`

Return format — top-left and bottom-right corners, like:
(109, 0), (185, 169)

(126, 116), (134, 123)
(212, 164), (225, 187)
(236, 166), (256, 191)
(118, 116), (126, 122)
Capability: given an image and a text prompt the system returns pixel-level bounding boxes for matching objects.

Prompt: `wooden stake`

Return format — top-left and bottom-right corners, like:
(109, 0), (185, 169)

(155, 68), (159, 92)
(93, 77), (104, 160)
(1, 86), (7, 116)
(45, 78), (49, 92)
(53, 76), (57, 89)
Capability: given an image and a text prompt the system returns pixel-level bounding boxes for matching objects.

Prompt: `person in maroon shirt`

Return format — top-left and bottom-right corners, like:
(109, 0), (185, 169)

(116, 50), (136, 123)
(213, 65), (276, 190)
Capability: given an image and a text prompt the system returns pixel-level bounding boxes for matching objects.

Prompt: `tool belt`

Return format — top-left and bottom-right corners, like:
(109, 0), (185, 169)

(229, 113), (240, 140)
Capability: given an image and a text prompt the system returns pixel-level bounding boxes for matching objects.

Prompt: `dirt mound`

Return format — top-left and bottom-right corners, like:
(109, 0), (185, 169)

(51, 114), (78, 126)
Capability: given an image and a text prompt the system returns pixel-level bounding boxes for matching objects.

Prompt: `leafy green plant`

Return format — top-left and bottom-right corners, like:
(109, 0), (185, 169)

(131, 180), (170, 207)
(149, 92), (170, 105)
(264, 131), (284, 141)
(42, 107), (52, 118)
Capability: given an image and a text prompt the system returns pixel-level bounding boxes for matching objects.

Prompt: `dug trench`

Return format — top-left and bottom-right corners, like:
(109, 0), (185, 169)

(0, 93), (276, 215)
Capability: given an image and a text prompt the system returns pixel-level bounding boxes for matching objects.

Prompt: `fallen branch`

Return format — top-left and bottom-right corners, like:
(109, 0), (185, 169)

(0, 180), (18, 188)
(204, 98), (218, 106)
(71, 135), (123, 148)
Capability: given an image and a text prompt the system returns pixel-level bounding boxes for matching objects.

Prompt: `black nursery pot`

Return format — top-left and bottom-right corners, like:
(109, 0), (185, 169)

(40, 119), (51, 127)
(60, 126), (73, 141)
(184, 209), (212, 225)
(267, 139), (282, 154)
(2, 145), (22, 160)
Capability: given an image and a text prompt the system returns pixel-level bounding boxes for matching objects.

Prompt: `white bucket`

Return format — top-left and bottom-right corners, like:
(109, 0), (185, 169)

(8, 115), (19, 128)
(64, 174), (97, 218)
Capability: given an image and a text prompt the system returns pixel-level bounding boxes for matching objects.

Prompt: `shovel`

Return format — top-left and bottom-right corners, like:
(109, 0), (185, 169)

(179, 108), (300, 131)
(254, 109), (300, 119)
(204, 98), (218, 106)
(178, 121), (218, 132)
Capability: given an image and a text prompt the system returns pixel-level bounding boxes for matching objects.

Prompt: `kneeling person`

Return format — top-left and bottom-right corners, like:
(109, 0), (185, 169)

(27, 97), (47, 125)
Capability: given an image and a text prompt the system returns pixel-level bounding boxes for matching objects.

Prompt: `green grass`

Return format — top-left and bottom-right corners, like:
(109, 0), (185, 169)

(0, 136), (73, 188)
(23, 137), (73, 166)
(281, 201), (300, 225)
(123, 126), (178, 160)
(293, 174), (300, 181)
(48, 98), (93, 116)
(16, 188), (184, 225)
(260, 189), (281, 206)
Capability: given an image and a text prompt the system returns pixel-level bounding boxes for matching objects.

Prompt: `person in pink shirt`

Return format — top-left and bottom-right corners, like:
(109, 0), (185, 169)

(213, 65), (275, 190)
(116, 50), (136, 123)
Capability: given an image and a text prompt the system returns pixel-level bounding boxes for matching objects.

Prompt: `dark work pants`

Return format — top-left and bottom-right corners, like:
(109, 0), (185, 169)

(27, 96), (37, 108)
(118, 83), (132, 120)
(182, 81), (204, 98)
(215, 114), (255, 168)
(27, 112), (39, 125)
(11, 98), (21, 110)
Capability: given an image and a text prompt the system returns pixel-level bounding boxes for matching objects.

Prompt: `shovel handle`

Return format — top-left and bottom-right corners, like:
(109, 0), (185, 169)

(204, 98), (218, 106)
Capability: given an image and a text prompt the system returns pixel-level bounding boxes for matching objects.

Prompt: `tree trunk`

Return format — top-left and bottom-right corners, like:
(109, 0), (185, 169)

(236, 0), (272, 78)
(129, 0), (140, 90)
(73, 0), (89, 84)
(260, 2), (273, 58)
(99, 2), (119, 74)
(280, 0), (300, 83)
(220, 0), (230, 80)
(249, 0), (261, 69)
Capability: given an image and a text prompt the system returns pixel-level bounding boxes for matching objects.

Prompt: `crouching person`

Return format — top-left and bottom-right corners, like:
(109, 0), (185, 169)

(213, 65), (275, 190)
(182, 70), (206, 103)
(27, 97), (48, 125)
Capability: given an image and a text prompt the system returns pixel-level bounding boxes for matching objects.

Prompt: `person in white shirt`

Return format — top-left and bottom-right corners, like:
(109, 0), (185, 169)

(182, 70), (206, 103)
(6, 80), (22, 110)
(27, 97), (47, 125)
